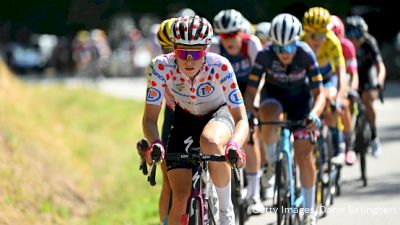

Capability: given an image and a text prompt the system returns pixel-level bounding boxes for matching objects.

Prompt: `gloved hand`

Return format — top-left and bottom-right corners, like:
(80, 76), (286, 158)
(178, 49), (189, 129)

(307, 111), (321, 130)
(225, 140), (246, 168)
(145, 139), (165, 165)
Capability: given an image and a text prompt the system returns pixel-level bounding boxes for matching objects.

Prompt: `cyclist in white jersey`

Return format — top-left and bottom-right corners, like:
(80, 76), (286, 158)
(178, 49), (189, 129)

(210, 9), (265, 212)
(143, 16), (248, 225)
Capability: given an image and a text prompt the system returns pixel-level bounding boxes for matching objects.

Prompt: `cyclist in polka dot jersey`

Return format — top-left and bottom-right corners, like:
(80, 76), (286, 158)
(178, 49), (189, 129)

(143, 16), (248, 225)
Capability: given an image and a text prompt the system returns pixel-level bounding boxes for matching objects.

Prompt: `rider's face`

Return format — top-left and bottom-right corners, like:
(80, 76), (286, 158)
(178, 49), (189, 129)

(219, 31), (243, 56)
(174, 45), (207, 78)
(306, 31), (327, 53)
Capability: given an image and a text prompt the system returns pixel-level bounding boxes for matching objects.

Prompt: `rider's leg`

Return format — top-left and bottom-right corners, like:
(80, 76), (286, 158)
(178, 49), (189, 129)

(160, 106), (173, 224)
(244, 128), (262, 198)
(200, 107), (235, 224)
(259, 100), (284, 198)
(339, 98), (357, 164)
(167, 169), (193, 225)
(362, 90), (378, 138)
(294, 139), (316, 216)
(324, 83), (345, 164)
(160, 161), (171, 224)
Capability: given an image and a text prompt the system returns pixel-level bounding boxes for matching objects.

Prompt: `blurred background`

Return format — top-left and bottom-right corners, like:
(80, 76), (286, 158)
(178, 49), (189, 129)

(0, 0), (400, 79)
(0, 1), (399, 225)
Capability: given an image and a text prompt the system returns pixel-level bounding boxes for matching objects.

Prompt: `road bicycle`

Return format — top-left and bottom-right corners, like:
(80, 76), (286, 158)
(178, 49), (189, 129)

(259, 120), (315, 225)
(140, 140), (241, 225)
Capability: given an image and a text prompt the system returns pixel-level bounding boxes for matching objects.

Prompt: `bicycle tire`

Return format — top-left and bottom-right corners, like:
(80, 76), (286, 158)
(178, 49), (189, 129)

(276, 157), (290, 225)
(231, 174), (246, 225)
(188, 198), (202, 225)
(354, 108), (370, 187)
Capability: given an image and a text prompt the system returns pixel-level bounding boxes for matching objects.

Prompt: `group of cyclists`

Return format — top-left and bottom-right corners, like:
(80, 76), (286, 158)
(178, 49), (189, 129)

(141, 6), (386, 225)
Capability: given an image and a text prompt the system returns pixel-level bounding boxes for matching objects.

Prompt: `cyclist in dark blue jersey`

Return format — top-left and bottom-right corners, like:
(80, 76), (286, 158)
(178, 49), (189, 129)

(244, 14), (325, 225)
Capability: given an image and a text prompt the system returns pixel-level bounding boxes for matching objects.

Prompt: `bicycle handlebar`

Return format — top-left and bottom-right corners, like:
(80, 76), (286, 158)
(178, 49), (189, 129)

(146, 146), (241, 187)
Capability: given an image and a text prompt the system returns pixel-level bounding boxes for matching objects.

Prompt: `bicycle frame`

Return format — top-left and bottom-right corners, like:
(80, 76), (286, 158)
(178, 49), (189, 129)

(278, 128), (304, 212)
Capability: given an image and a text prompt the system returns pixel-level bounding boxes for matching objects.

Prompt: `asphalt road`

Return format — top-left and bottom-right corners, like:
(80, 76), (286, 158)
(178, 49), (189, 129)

(247, 82), (400, 225)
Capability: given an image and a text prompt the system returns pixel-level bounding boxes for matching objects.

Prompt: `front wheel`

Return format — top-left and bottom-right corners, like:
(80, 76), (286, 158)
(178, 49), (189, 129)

(188, 198), (202, 225)
(276, 158), (290, 225)
(231, 172), (246, 225)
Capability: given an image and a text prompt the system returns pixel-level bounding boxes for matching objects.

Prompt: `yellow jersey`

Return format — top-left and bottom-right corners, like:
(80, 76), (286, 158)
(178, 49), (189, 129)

(301, 30), (345, 78)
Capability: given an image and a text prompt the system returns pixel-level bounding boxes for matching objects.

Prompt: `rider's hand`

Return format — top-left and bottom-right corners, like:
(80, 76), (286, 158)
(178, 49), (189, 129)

(306, 111), (321, 131)
(145, 139), (165, 165)
(225, 140), (246, 168)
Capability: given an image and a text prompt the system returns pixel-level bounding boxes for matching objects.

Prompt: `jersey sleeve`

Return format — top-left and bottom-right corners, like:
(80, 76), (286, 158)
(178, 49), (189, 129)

(328, 32), (346, 69)
(303, 44), (323, 89)
(248, 50), (267, 88)
(145, 57), (166, 106)
(218, 57), (244, 109)
(248, 35), (263, 66)
(369, 36), (383, 63)
(342, 39), (358, 74)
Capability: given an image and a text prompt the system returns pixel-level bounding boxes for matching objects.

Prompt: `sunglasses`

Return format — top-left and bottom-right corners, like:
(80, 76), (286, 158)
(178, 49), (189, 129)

(174, 48), (206, 61)
(346, 29), (363, 39)
(219, 31), (240, 40)
(308, 32), (327, 41)
(272, 42), (298, 54)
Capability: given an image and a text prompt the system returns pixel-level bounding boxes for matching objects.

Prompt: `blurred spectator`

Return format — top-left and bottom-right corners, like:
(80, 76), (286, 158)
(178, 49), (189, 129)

(72, 30), (97, 77)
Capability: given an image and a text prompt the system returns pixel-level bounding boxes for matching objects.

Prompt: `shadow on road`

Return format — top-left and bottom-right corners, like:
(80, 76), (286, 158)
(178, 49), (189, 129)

(340, 172), (400, 199)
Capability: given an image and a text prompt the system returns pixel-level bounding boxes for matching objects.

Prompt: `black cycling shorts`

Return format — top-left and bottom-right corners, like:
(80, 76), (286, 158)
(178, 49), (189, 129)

(359, 65), (379, 92)
(166, 105), (234, 171)
(260, 84), (312, 122)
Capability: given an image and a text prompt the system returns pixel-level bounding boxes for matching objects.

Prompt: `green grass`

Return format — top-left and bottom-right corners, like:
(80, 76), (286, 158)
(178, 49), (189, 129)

(0, 65), (162, 225)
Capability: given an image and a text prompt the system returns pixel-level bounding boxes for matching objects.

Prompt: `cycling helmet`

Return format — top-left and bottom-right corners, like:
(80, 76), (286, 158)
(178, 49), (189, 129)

(255, 22), (271, 41)
(303, 7), (331, 32)
(157, 18), (176, 47)
(241, 17), (255, 34)
(345, 16), (368, 39)
(330, 15), (345, 37)
(270, 13), (302, 46)
(213, 9), (243, 34)
(172, 16), (213, 45)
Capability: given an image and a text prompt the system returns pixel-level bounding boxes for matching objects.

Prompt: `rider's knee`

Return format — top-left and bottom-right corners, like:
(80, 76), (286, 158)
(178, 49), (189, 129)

(200, 134), (223, 153)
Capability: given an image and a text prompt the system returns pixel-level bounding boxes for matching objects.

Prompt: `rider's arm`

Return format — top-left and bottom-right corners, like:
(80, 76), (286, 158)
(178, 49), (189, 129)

(218, 57), (249, 146)
(376, 61), (386, 88)
(345, 39), (359, 91)
(229, 106), (249, 147)
(370, 36), (387, 87)
(305, 45), (325, 116)
(142, 57), (166, 143)
(143, 104), (162, 144)
(332, 39), (348, 99)
(244, 51), (266, 114)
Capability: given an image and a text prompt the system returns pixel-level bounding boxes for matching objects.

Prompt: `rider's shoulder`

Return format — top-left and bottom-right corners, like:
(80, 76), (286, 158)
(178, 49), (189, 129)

(151, 53), (177, 72)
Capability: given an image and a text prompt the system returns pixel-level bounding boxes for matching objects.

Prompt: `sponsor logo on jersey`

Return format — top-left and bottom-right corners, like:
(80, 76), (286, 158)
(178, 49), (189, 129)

(176, 82), (185, 92)
(220, 72), (234, 84)
(153, 71), (166, 82)
(147, 87), (161, 102)
(228, 89), (243, 104)
(197, 82), (215, 97)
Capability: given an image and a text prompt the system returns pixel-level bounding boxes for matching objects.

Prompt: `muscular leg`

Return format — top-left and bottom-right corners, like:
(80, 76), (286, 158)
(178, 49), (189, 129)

(200, 120), (234, 223)
(200, 120), (232, 187)
(294, 140), (316, 188)
(167, 169), (192, 225)
(362, 90), (378, 138)
(159, 161), (171, 224)
(259, 103), (284, 145)
(294, 139), (316, 216)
